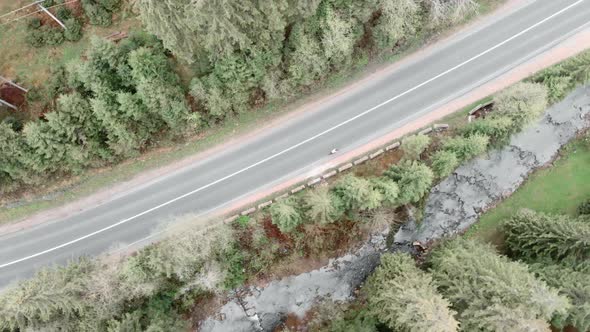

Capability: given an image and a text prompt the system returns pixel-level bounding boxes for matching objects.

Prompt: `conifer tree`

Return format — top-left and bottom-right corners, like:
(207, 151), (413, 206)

(334, 175), (383, 211)
(503, 209), (590, 264)
(270, 198), (304, 233)
(304, 187), (344, 224)
(429, 238), (570, 332)
(530, 262), (590, 332)
(384, 160), (433, 204)
(365, 252), (459, 332)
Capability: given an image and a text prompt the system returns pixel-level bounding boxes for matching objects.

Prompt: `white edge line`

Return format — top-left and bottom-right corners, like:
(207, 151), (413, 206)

(0, 0), (584, 270)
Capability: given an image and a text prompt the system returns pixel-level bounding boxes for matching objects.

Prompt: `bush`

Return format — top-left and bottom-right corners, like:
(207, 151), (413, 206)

(578, 199), (590, 215)
(26, 24), (65, 48)
(28, 17), (42, 29)
(43, 26), (66, 46)
(494, 82), (548, 130)
(402, 134), (431, 160)
(430, 150), (459, 178)
(270, 198), (303, 233)
(64, 18), (83, 42)
(82, 0), (114, 26)
(503, 209), (590, 265)
(385, 161), (433, 205)
(56, 7), (73, 21)
(461, 116), (513, 145)
(442, 133), (489, 161)
(430, 238), (569, 331)
(365, 253), (459, 331)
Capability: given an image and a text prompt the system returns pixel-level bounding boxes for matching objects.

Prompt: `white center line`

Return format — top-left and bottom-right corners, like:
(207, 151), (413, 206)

(0, 0), (584, 269)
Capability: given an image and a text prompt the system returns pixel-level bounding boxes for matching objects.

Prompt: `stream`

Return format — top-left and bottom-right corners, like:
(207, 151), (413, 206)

(200, 86), (590, 332)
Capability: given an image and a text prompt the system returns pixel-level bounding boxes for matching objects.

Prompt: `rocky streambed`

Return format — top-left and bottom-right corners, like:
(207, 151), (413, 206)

(398, 85), (590, 244)
(201, 86), (590, 332)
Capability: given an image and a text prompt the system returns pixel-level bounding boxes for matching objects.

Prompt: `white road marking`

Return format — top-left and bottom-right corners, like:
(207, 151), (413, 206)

(0, 0), (584, 269)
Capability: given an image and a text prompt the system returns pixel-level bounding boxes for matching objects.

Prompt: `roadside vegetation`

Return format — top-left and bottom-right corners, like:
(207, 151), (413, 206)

(3, 45), (590, 332)
(303, 52), (590, 332)
(1, 0), (493, 216)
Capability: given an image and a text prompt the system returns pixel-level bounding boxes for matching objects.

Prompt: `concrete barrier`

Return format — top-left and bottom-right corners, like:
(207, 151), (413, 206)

(322, 170), (337, 179)
(291, 185), (306, 194)
(386, 142), (401, 151)
(307, 178), (321, 186)
(241, 207), (256, 216)
(369, 149), (384, 159)
(353, 156), (369, 165)
(225, 215), (240, 223)
(276, 193), (290, 201)
(419, 127), (433, 135)
(433, 123), (449, 131)
(468, 103), (482, 115)
(338, 163), (353, 172)
(257, 200), (273, 209)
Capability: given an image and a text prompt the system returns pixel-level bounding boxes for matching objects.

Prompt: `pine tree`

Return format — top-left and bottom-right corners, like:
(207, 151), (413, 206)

(0, 260), (94, 331)
(530, 262), (590, 332)
(304, 187), (344, 224)
(137, 0), (198, 63)
(384, 160), (433, 204)
(0, 123), (34, 183)
(286, 23), (328, 86)
(365, 253), (459, 332)
(373, 0), (420, 50)
(503, 209), (590, 264)
(371, 178), (400, 206)
(320, 6), (356, 68)
(429, 238), (570, 332)
(334, 175), (383, 211)
(270, 198), (304, 233)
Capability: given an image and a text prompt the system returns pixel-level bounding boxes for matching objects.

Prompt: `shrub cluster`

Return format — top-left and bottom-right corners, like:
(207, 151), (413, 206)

(1, 34), (199, 189)
(81, 0), (120, 27)
(0, 224), (233, 331)
(25, 8), (83, 48)
(461, 82), (549, 147)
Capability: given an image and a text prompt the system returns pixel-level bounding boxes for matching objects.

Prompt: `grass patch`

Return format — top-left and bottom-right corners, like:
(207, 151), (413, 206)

(466, 133), (590, 245)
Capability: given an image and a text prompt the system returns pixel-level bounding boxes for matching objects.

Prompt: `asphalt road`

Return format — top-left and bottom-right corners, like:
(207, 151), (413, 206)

(1, 0), (589, 287)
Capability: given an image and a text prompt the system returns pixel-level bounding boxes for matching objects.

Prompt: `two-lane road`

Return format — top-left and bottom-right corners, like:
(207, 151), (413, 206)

(1, 0), (590, 287)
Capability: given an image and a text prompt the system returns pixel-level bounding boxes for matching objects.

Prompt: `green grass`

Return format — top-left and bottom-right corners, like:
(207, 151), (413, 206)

(466, 133), (590, 244)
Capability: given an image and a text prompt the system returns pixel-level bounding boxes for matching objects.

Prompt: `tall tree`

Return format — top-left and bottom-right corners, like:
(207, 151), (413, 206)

(270, 198), (304, 233)
(365, 253), (459, 332)
(503, 209), (590, 265)
(384, 160), (433, 204)
(373, 0), (420, 50)
(430, 238), (570, 332)
(334, 175), (382, 211)
(0, 124), (34, 184)
(304, 187), (344, 224)
(530, 262), (590, 332)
